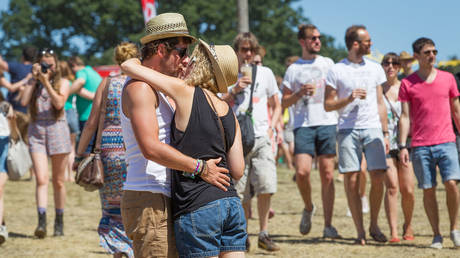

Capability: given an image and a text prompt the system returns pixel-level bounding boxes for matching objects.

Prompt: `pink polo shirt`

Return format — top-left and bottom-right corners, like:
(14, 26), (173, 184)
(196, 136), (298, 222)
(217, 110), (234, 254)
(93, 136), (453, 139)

(399, 69), (459, 147)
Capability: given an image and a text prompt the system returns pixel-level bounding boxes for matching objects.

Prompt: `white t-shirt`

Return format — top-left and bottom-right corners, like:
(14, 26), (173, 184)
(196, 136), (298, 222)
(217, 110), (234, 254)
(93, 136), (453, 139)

(326, 58), (386, 130)
(283, 56), (337, 129)
(230, 66), (279, 137)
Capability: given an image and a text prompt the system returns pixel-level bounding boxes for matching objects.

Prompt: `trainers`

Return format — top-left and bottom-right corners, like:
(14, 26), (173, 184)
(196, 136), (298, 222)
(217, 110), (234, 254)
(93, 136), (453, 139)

(450, 230), (460, 247)
(299, 205), (316, 235)
(258, 233), (280, 252)
(323, 226), (341, 239)
(0, 225), (8, 245)
(430, 235), (443, 249)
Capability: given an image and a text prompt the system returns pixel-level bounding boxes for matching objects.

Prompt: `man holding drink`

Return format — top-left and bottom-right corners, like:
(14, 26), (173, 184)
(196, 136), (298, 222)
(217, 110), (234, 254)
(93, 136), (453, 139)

(282, 24), (339, 238)
(324, 25), (389, 245)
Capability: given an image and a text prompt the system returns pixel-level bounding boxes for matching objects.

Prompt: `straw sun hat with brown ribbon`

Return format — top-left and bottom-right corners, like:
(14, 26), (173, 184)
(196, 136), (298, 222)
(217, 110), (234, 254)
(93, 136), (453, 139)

(199, 39), (238, 93)
(141, 13), (196, 45)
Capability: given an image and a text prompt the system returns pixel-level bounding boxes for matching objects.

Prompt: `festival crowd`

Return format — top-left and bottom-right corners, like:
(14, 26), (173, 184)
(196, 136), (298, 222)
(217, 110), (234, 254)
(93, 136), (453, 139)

(0, 12), (460, 258)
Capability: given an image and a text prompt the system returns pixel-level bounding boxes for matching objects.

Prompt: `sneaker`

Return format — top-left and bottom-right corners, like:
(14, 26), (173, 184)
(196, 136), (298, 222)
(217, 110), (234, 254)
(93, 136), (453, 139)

(299, 205), (316, 235)
(450, 230), (460, 247)
(430, 235), (443, 249)
(361, 196), (369, 214)
(258, 233), (280, 252)
(323, 226), (341, 239)
(0, 225), (8, 245)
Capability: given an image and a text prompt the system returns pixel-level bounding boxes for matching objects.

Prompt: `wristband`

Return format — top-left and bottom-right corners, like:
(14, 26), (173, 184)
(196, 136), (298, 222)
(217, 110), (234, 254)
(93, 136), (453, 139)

(398, 143), (408, 150)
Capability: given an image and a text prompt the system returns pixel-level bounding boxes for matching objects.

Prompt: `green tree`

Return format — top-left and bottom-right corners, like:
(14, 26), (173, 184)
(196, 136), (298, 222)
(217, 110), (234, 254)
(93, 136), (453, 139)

(0, 0), (144, 65)
(0, 0), (346, 73)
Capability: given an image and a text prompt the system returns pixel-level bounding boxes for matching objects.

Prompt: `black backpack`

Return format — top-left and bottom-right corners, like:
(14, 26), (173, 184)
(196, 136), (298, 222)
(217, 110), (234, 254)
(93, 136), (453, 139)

(237, 65), (257, 156)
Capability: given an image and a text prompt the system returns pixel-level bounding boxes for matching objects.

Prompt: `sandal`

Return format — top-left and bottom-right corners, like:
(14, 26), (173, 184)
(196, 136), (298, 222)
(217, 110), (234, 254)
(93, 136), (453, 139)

(402, 224), (415, 241)
(370, 231), (388, 243)
(389, 237), (401, 243)
(354, 237), (366, 246)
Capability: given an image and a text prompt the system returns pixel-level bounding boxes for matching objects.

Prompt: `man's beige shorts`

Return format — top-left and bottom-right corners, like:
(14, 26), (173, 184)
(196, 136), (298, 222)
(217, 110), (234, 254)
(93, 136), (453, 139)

(235, 136), (277, 202)
(121, 191), (176, 258)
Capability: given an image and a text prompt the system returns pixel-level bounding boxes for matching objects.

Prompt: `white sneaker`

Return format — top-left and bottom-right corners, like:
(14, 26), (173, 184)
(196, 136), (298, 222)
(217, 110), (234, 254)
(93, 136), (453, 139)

(299, 205), (316, 235)
(430, 235), (443, 249)
(323, 226), (341, 239)
(361, 196), (369, 214)
(0, 225), (8, 245)
(450, 230), (460, 247)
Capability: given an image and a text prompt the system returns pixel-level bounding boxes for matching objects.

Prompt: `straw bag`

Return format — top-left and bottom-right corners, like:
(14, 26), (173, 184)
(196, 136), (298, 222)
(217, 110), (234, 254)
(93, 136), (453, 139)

(75, 79), (109, 191)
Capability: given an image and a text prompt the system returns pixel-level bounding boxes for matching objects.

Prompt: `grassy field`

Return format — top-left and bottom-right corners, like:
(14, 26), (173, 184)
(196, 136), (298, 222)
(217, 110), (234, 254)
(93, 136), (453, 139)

(1, 165), (460, 257)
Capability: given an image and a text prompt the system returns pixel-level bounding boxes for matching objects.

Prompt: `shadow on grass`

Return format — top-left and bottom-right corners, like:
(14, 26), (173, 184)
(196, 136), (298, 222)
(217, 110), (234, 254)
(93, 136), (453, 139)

(9, 232), (33, 239)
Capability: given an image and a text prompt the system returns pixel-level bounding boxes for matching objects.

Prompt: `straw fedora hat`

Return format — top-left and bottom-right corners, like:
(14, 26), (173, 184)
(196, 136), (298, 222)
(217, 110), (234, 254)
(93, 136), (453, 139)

(199, 39), (238, 93)
(141, 13), (196, 45)
(400, 51), (415, 61)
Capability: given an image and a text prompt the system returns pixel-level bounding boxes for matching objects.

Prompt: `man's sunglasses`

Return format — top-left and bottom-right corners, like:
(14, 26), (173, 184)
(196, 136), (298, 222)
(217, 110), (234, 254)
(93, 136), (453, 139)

(307, 36), (322, 41)
(382, 61), (401, 67)
(174, 47), (188, 58)
(423, 49), (438, 56)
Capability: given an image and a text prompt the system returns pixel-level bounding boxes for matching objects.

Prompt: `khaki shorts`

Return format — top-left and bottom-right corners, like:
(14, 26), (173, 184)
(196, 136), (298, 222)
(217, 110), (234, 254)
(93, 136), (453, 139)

(121, 191), (176, 258)
(235, 136), (277, 202)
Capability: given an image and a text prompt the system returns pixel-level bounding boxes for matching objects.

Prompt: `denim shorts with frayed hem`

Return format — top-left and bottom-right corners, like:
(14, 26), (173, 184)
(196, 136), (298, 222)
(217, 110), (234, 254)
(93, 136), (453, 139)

(337, 128), (387, 173)
(411, 142), (460, 189)
(174, 197), (247, 258)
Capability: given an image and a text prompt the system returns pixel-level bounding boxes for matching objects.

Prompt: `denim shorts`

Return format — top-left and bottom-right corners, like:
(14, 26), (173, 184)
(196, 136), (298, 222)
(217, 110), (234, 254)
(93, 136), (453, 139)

(0, 136), (8, 173)
(411, 142), (460, 189)
(294, 125), (337, 156)
(65, 108), (80, 134)
(174, 197), (247, 258)
(337, 128), (387, 173)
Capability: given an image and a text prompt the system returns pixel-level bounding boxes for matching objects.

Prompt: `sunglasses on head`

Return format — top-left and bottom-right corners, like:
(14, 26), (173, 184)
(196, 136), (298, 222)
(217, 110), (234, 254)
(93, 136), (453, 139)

(40, 48), (54, 55)
(382, 61), (401, 67)
(423, 49), (438, 56)
(307, 36), (322, 41)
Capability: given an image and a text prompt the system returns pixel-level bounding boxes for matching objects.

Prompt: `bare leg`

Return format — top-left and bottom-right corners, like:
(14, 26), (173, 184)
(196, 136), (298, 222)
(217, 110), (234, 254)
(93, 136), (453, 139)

(258, 194), (271, 232)
(397, 161), (415, 238)
(0, 173), (7, 224)
(51, 154), (69, 210)
(219, 251), (245, 258)
(359, 158), (368, 198)
(444, 180), (460, 231)
(32, 152), (50, 210)
(369, 170), (385, 234)
(318, 154), (335, 227)
(295, 154), (313, 212)
(344, 172), (365, 242)
(384, 158), (399, 239)
(423, 187), (440, 236)
(280, 142), (294, 170)
(65, 133), (76, 182)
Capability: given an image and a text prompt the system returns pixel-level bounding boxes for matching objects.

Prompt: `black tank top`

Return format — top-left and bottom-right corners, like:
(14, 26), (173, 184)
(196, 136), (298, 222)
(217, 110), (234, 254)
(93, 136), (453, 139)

(170, 87), (237, 219)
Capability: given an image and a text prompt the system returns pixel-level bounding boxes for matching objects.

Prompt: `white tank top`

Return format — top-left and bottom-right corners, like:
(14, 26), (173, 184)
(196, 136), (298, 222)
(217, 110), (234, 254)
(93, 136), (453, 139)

(120, 79), (174, 196)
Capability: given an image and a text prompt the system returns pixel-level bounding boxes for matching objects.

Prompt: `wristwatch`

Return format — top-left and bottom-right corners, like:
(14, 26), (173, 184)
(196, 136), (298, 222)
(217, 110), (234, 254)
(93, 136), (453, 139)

(398, 143), (408, 150)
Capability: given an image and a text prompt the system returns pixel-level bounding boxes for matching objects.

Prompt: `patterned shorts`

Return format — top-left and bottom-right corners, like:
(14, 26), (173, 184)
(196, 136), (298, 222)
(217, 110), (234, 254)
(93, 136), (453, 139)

(28, 119), (71, 156)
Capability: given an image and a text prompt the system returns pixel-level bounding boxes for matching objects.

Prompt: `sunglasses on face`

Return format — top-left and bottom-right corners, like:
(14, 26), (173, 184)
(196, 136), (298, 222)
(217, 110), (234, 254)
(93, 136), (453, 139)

(382, 61), (401, 67)
(174, 47), (188, 58)
(307, 36), (322, 41)
(239, 47), (254, 53)
(423, 49), (438, 56)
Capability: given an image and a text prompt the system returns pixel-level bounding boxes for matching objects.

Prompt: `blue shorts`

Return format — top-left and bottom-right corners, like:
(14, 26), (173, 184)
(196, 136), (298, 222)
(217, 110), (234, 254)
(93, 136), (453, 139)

(411, 142), (460, 189)
(294, 125), (337, 156)
(174, 197), (247, 257)
(0, 136), (8, 173)
(337, 128), (387, 173)
(65, 108), (80, 134)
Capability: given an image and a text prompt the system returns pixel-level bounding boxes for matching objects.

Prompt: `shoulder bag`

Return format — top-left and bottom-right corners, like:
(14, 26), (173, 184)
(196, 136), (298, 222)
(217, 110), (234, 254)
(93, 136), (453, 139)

(75, 78), (110, 191)
(236, 65), (257, 156)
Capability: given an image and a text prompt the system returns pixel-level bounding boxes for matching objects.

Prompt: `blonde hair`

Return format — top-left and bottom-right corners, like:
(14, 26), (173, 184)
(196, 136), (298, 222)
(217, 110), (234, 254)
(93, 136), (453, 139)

(30, 52), (63, 121)
(59, 60), (75, 81)
(184, 44), (218, 93)
(114, 42), (139, 66)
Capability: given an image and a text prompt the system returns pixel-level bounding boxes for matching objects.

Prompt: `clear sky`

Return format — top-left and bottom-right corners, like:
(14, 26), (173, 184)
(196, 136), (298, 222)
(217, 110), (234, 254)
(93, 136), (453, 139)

(1, 0), (459, 62)
(292, 0), (460, 62)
